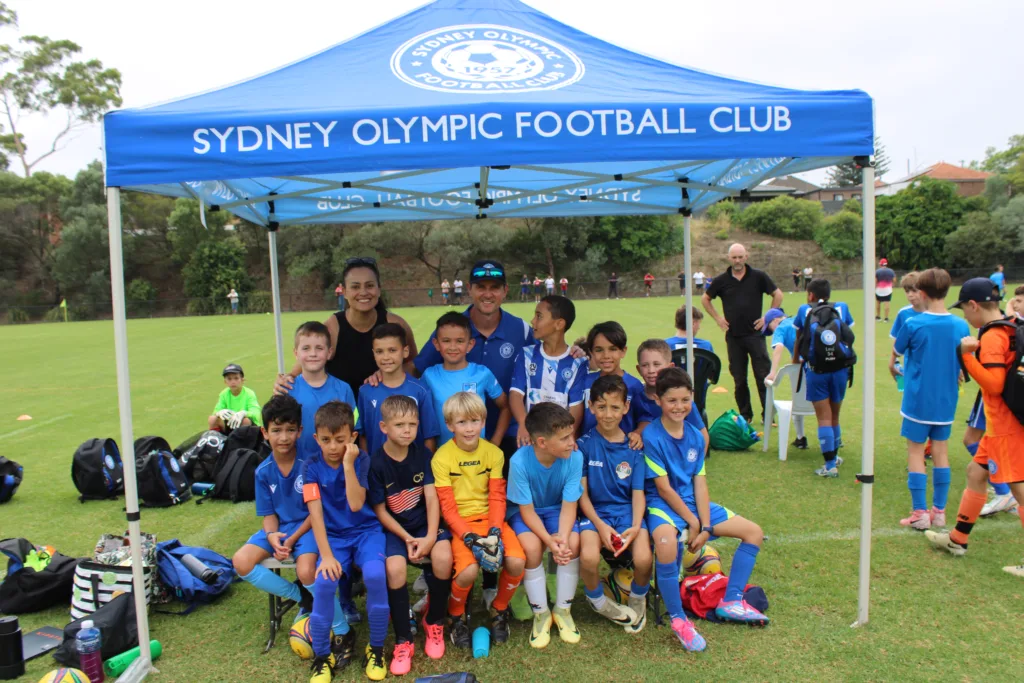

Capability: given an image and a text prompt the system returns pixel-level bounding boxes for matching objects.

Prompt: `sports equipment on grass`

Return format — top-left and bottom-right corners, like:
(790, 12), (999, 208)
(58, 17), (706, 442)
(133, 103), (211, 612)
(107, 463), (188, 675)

(683, 545), (722, 577)
(900, 509), (931, 531)
(924, 530), (967, 557)
(529, 610), (552, 649)
(602, 567), (633, 604)
(551, 606), (580, 644)
(289, 616), (327, 660)
(133, 437), (190, 507)
(715, 599), (770, 625)
(980, 492), (1018, 516)
(37, 670), (90, 683)
(709, 410), (760, 451)
(0, 456), (23, 504)
(590, 596), (636, 626)
(670, 617), (706, 652)
(72, 439), (123, 502)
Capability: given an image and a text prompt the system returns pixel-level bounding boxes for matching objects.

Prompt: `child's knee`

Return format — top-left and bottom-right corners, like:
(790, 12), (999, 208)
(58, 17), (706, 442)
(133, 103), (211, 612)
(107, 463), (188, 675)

(362, 559), (387, 589)
(314, 572), (337, 598)
(385, 557), (408, 588)
(744, 522), (764, 547)
(431, 543), (453, 578)
(296, 556), (316, 585)
(241, 417), (253, 426)
(580, 540), (601, 569)
(232, 546), (258, 576)
(503, 555), (525, 577)
(567, 532), (581, 557)
(652, 528), (678, 562)
(518, 534), (543, 567)
(455, 564), (478, 587)
(208, 415), (219, 429)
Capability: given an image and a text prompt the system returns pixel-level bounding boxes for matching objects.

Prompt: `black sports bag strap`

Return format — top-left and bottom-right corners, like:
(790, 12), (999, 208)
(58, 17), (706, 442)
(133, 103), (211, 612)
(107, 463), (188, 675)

(227, 452), (251, 502)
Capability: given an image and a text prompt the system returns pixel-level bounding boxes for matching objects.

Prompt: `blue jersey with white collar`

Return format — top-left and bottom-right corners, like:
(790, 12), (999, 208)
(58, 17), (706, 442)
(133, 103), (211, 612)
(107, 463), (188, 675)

(633, 390), (706, 431)
(643, 419), (706, 510)
(421, 363), (503, 444)
(288, 374), (357, 462)
(510, 343), (588, 411)
(580, 371), (650, 434)
(255, 455), (308, 526)
(506, 445), (583, 516)
(578, 430), (645, 520)
(356, 376), (439, 455)
(890, 305), (921, 340)
(894, 311), (970, 425)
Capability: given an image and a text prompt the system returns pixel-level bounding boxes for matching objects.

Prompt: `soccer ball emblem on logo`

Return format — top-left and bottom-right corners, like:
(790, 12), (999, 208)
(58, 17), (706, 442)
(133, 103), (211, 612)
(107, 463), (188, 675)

(686, 448), (698, 463)
(500, 343), (515, 358)
(434, 40), (544, 82)
(821, 329), (837, 345)
(615, 462), (632, 480)
(561, 368), (573, 381)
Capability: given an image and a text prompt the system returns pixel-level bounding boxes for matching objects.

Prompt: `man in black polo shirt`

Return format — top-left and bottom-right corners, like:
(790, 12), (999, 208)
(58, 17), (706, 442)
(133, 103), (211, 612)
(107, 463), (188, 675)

(701, 243), (784, 423)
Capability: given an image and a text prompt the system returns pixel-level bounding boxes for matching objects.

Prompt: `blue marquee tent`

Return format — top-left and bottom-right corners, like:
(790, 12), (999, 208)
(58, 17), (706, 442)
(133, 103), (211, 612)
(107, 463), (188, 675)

(102, 1), (878, 677)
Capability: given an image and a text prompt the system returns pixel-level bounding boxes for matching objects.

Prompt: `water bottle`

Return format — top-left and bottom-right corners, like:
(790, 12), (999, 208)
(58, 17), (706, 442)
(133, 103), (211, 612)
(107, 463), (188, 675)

(191, 482), (215, 497)
(76, 620), (104, 683)
(180, 554), (217, 584)
(0, 615), (25, 680)
(895, 363), (904, 392)
(471, 626), (490, 658)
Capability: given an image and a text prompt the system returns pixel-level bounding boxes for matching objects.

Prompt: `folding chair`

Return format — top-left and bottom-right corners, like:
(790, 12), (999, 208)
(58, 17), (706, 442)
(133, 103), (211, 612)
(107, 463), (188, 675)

(671, 347), (722, 427)
(762, 364), (814, 461)
(259, 557), (299, 653)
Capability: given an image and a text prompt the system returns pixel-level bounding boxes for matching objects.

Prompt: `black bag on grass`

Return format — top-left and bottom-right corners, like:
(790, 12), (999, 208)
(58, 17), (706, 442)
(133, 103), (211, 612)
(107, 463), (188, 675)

(177, 430), (226, 483)
(72, 438), (124, 501)
(134, 436), (191, 507)
(222, 425), (269, 460)
(0, 538), (82, 614)
(0, 455), (23, 503)
(52, 592), (138, 668)
(199, 448), (262, 503)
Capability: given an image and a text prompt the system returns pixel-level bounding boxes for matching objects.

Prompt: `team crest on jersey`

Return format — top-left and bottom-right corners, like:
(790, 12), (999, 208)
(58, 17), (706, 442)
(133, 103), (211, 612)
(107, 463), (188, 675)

(561, 368), (573, 381)
(500, 343), (515, 359)
(462, 382), (478, 393)
(294, 475), (304, 493)
(615, 462), (632, 479)
(988, 460), (998, 475)
(686, 448), (699, 463)
(528, 363), (537, 374)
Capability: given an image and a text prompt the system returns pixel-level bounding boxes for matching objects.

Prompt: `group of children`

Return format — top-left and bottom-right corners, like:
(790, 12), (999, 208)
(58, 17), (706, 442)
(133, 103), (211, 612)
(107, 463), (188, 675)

(226, 294), (769, 682)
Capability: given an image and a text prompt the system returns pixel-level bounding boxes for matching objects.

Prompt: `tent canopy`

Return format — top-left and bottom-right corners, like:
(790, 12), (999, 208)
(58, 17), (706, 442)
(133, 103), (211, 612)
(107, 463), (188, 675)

(104, 0), (873, 224)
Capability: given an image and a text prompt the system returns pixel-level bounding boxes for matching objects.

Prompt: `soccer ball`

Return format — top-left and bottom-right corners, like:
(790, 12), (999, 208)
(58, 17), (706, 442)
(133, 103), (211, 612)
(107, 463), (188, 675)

(434, 40), (544, 82)
(602, 567), (633, 605)
(38, 670), (90, 683)
(289, 615), (333, 660)
(683, 544), (722, 577)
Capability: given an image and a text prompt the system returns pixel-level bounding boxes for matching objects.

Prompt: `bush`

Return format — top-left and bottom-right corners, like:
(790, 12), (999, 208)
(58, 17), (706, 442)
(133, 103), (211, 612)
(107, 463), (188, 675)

(6, 307), (29, 324)
(187, 297), (217, 316)
(246, 291), (273, 314)
(706, 201), (739, 222)
(815, 211), (862, 260)
(44, 307), (64, 323)
(944, 211), (1016, 269)
(735, 196), (823, 239)
(715, 228), (730, 240)
(126, 278), (158, 317)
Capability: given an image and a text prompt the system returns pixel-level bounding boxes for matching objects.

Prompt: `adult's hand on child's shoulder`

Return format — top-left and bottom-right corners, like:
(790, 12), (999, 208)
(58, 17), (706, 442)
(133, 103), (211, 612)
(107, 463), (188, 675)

(364, 370), (383, 388)
(273, 373), (295, 396)
(517, 429), (532, 448)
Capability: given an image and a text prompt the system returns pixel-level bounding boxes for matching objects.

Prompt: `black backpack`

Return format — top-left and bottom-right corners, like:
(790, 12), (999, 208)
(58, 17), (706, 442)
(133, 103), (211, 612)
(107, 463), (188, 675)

(797, 302), (857, 384)
(134, 436), (191, 507)
(177, 430), (226, 483)
(222, 425), (269, 460)
(0, 538), (82, 614)
(199, 448), (263, 503)
(72, 438), (124, 502)
(53, 592), (138, 668)
(0, 456), (23, 504)
(975, 318), (1024, 424)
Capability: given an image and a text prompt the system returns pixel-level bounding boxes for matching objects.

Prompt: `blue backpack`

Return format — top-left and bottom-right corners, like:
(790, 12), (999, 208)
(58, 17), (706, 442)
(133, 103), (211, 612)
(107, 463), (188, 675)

(797, 302), (856, 385)
(155, 539), (235, 614)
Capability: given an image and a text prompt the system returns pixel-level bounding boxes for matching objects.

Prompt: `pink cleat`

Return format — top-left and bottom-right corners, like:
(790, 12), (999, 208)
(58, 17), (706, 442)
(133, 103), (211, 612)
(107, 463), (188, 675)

(929, 507), (946, 528)
(715, 599), (770, 625)
(900, 509), (931, 531)
(422, 617), (445, 660)
(390, 641), (414, 676)
(670, 617), (706, 652)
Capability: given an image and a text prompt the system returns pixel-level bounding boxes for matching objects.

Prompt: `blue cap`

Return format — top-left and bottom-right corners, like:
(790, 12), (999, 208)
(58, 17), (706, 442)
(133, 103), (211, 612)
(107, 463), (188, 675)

(951, 278), (1000, 308)
(763, 308), (786, 336)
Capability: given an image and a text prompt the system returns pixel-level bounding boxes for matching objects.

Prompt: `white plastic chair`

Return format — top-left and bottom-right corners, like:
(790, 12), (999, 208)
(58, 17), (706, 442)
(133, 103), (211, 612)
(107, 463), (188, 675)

(763, 364), (815, 461)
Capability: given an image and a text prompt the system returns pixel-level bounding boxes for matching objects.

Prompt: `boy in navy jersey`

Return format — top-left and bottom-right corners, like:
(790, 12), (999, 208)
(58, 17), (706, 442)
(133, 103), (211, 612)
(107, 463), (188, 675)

(232, 395), (351, 649)
(367, 396), (451, 676)
(358, 324), (439, 456)
(634, 339), (708, 453)
(304, 401), (388, 682)
(578, 322), (650, 445)
(578, 375), (651, 633)
(510, 295), (589, 446)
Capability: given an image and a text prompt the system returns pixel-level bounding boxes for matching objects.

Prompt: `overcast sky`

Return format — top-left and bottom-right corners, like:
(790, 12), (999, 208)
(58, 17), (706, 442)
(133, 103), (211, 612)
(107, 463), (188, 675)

(11, 0), (1023, 184)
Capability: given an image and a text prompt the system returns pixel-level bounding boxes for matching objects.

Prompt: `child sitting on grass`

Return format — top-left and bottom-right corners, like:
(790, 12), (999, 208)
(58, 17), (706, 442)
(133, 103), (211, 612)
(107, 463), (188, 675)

(209, 363), (261, 431)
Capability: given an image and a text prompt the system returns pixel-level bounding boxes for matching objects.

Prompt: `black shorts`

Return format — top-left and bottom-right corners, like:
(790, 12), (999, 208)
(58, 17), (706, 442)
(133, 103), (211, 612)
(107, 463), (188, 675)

(875, 293), (892, 302)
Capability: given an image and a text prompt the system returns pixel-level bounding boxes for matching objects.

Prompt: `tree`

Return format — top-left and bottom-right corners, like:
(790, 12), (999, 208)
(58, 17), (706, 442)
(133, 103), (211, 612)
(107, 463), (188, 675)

(167, 198), (229, 265)
(281, 223), (345, 290)
(876, 177), (969, 270)
(978, 135), (1024, 175)
(734, 195), (822, 240)
(0, 3), (122, 176)
(826, 136), (891, 186)
(944, 211), (1015, 269)
(0, 170), (72, 298)
(593, 215), (680, 272)
(997, 196), (1024, 253)
(983, 175), (1011, 211)
(506, 216), (596, 279)
(814, 211), (861, 260)
(182, 238), (249, 303)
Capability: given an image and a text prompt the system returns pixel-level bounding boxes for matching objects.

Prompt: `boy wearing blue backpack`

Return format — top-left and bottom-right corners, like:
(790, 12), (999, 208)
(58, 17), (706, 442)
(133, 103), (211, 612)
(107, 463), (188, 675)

(793, 279), (856, 477)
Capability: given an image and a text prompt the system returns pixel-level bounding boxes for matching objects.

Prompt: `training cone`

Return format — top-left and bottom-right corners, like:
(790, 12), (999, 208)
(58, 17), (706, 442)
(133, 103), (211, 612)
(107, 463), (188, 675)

(711, 387), (729, 394)
(16, 414), (32, 421)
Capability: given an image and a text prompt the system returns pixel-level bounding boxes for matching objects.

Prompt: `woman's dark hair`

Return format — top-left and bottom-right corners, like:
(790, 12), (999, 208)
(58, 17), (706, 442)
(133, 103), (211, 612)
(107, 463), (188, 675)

(341, 256), (387, 315)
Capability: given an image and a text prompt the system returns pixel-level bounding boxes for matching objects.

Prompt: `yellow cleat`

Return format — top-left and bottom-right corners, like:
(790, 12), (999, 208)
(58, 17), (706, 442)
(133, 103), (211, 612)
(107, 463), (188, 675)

(552, 606), (581, 644)
(364, 644), (386, 681)
(309, 653), (335, 683)
(530, 610), (552, 649)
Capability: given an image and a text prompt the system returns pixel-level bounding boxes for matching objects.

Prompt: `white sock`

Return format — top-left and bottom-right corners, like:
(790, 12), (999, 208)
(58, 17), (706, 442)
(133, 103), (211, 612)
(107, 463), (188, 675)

(587, 592), (607, 609)
(555, 558), (580, 610)
(795, 415), (805, 439)
(524, 565), (548, 614)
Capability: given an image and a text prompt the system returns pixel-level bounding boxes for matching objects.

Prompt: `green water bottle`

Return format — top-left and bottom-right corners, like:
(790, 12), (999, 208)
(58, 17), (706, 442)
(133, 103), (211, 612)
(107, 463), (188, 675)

(103, 640), (162, 677)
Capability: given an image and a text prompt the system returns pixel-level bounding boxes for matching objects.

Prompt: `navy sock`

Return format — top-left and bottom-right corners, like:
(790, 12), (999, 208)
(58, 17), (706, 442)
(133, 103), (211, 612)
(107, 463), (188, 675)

(908, 472), (927, 511)
(818, 426), (835, 456)
(724, 543), (760, 603)
(932, 467), (951, 510)
(388, 586), (412, 643)
(311, 573), (338, 657)
(656, 561), (684, 620)
(240, 564), (302, 602)
(362, 560), (389, 648)
(425, 572), (452, 626)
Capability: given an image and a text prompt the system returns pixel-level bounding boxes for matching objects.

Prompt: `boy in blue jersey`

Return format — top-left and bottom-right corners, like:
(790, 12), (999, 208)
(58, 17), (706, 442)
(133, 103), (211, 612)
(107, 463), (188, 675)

(763, 308), (808, 450)
(635, 339), (709, 453)
(645, 368), (768, 652)
(793, 279), (854, 476)
(510, 295), (589, 446)
(577, 375), (651, 633)
(421, 312), (510, 446)
(666, 305), (715, 354)
(358, 324), (439, 457)
(304, 401), (388, 682)
(888, 272), (923, 381)
(894, 268), (970, 531)
(367, 396), (451, 675)
(232, 395), (351, 650)
(507, 402), (584, 648)
(579, 321), (650, 444)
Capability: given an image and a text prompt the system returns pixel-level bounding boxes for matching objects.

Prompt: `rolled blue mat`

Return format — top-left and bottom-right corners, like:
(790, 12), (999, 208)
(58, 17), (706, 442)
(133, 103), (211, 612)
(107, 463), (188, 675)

(472, 626), (490, 658)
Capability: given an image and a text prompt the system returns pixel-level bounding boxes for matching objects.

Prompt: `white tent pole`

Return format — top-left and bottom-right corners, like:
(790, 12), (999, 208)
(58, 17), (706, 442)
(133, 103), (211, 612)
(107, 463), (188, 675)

(683, 213), (695, 377)
(105, 187), (153, 673)
(853, 162), (876, 628)
(268, 228), (286, 375)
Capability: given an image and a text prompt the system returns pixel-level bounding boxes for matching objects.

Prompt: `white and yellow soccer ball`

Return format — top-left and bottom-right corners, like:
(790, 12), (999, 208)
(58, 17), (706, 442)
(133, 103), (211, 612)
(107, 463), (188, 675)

(683, 544), (723, 577)
(602, 567), (634, 605)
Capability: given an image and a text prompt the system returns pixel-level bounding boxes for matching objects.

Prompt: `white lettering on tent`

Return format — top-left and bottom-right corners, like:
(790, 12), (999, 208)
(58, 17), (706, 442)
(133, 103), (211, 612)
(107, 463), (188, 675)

(193, 129), (211, 154)
(710, 107), (733, 132)
(566, 111), (594, 137)
(712, 106), (791, 133)
(393, 117), (420, 143)
(237, 126), (263, 152)
(636, 109), (661, 135)
(313, 121), (337, 147)
(267, 124), (292, 150)
(478, 113), (502, 139)
(593, 110), (613, 135)
(353, 119), (382, 146)
(774, 106), (791, 131)
(616, 110), (634, 135)
(381, 119), (402, 145)
(515, 111), (533, 138)
(211, 127), (235, 153)
(294, 122), (312, 149)
(534, 111), (562, 138)
(422, 116), (448, 142)
(450, 114), (469, 140)
(750, 107), (772, 132)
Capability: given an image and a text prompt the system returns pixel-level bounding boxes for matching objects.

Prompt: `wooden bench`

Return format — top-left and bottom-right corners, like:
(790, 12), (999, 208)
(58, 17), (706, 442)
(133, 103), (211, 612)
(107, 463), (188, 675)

(259, 558), (299, 653)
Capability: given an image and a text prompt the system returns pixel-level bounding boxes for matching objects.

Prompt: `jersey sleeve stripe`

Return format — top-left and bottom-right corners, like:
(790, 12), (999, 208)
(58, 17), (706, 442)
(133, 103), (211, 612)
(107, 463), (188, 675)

(645, 456), (667, 477)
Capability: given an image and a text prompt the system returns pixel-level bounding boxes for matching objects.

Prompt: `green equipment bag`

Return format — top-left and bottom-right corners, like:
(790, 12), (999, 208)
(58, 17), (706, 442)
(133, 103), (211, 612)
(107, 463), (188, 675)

(708, 410), (761, 451)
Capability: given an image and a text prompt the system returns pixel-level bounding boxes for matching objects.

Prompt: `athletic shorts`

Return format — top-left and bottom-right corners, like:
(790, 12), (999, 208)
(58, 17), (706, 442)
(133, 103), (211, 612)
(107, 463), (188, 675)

(246, 522), (318, 558)
(508, 508), (580, 537)
(578, 513), (648, 535)
(973, 433), (1024, 485)
(804, 367), (848, 403)
(875, 293), (892, 302)
(646, 501), (734, 541)
(901, 419), (951, 444)
(317, 528), (386, 575)
(967, 392), (986, 431)
(451, 516), (524, 578)
(384, 523), (452, 559)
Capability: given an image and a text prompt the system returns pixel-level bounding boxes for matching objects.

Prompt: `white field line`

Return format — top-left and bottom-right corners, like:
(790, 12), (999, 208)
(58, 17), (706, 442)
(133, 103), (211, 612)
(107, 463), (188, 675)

(763, 517), (1022, 545)
(191, 501), (253, 547)
(0, 413), (72, 441)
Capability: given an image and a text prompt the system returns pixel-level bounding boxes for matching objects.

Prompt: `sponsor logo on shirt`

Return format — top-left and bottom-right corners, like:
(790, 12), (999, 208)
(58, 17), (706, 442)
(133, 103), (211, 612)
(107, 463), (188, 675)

(413, 472), (425, 483)
(372, 399), (378, 408)
(460, 460), (481, 467)
(615, 462), (632, 479)
(500, 343), (515, 359)
(462, 382), (478, 393)
(588, 460), (604, 468)
(686, 448), (699, 463)
(387, 486), (424, 514)
(269, 484), (277, 494)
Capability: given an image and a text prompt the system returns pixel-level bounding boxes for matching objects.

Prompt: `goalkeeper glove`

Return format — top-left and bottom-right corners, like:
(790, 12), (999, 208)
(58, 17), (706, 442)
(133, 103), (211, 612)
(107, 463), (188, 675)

(227, 411), (245, 429)
(464, 533), (502, 573)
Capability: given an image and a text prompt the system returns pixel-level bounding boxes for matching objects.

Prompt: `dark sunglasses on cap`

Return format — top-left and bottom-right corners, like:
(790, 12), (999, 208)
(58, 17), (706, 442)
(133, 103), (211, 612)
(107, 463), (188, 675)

(472, 266), (505, 279)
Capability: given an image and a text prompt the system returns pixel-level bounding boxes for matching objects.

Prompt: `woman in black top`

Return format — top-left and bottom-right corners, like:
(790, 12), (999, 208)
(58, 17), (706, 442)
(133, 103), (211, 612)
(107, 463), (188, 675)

(274, 257), (417, 400)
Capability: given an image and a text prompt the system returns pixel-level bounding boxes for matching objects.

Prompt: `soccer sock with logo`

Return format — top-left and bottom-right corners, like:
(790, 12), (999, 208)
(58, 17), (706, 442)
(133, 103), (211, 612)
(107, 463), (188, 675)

(524, 565), (549, 613)
(724, 543), (760, 603)
(448, 581), (472, 617)
(950, 489), (987, 546)
(388, 586), (413, 643)
(555, 558), (580, 610)
(585, 584), (606, 610)
(241, 564), (302, 602)
(425, 572), (452, 625)
(932, 467), (951, 510)
(304, 583), (350, 635)
(908, 472), (928, 511)
(655, 561), (685, 620)
(818, 426), (835, 464)
(492, 569), (523, 612)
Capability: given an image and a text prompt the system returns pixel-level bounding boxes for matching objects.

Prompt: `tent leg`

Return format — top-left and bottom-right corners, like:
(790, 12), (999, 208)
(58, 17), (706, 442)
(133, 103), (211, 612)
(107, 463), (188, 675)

(683, 214), (694, 376)
(852, 164), (876, 628)
(268, 228), (285, 375)
(106, 187), (153, 674)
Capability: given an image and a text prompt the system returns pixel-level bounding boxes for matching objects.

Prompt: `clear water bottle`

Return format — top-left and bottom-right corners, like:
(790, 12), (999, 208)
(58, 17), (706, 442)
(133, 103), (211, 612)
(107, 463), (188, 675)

(895, 362), (904, 392)
(76, 620), (104, 683)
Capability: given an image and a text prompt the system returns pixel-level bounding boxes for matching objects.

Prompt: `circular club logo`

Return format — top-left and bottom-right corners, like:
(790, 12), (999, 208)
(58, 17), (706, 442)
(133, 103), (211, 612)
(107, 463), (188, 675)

(294, 475), (304, 494)
(500, 342), (515, 359)
(104, 455), (115, 470)
(169, 457), (180, 473)
(391, 24), (584, 94)
(686, 448), (699, 463)
(820, 330), (838, 345)
(615, 462), (632, 480)
(561, 368), (574, 381)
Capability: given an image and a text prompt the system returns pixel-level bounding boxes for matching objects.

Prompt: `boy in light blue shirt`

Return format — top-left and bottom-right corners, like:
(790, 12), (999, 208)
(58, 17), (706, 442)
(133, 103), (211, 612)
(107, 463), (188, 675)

(893, 268), (970, 531)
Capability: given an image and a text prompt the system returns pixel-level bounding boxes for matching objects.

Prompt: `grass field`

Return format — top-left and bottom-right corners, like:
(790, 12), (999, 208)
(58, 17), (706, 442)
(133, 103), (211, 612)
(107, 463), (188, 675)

(3, 288), (1024, 683)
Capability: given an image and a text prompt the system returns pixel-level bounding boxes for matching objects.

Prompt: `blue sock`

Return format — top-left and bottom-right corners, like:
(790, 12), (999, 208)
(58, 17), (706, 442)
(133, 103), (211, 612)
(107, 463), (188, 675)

(818, 426), (835, 457)
(965, 442), (979, 456)
(992, 480), (1011, 496)
(241, 565), (302, 602)
(311, 574), (338, 657)
(932, 467), (951, 510)
(338, 572), (355, 610)
(832, 425), (842, 445)
(724, 543), (760, 603)
(656, 561), (684, 620)
(304, 583), (349, 635)
(362, 560), (389, 648)
(630, 580), (650, 597)
(908, 472), (928, 511)
(584, 584), (604, 601)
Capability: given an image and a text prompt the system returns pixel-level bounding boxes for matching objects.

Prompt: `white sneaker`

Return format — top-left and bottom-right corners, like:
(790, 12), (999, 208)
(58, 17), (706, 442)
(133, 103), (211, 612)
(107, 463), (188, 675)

(1003, 561), (1024, 578)
(924, 530), (966, 557)
(981, 493), (1018, 517)
(589, 597), (636, 628)
(482, 588), (497, 612)
(626, 594), (647, 634)
(412, 571), (428, 594)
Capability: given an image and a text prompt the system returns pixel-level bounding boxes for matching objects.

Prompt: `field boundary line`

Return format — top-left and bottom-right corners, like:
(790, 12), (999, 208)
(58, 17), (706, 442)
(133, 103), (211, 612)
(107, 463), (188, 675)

(0, 413), (72, 441)
(763, 518), (1021, 545)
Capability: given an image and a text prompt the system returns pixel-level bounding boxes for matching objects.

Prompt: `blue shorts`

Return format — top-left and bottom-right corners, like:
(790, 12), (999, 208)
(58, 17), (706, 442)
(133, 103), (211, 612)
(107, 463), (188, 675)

(804, 368), (848, 403)
(508, 508), (580, 537)
(901, 419), (951, 444)
(646, 501), (734, 541)
(578, 512), (648, 535)
(384, 523), (452, 560)
(246, 522), (318, 557)
(318, 528), (386, 574)
(967, 393), (986, 431)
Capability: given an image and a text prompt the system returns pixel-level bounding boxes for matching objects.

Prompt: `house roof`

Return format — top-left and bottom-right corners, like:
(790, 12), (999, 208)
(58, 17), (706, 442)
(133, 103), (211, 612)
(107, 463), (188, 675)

(895, 162), (992, 184)
(766, 175), (820, 192)
(752, 183), (797, 193)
